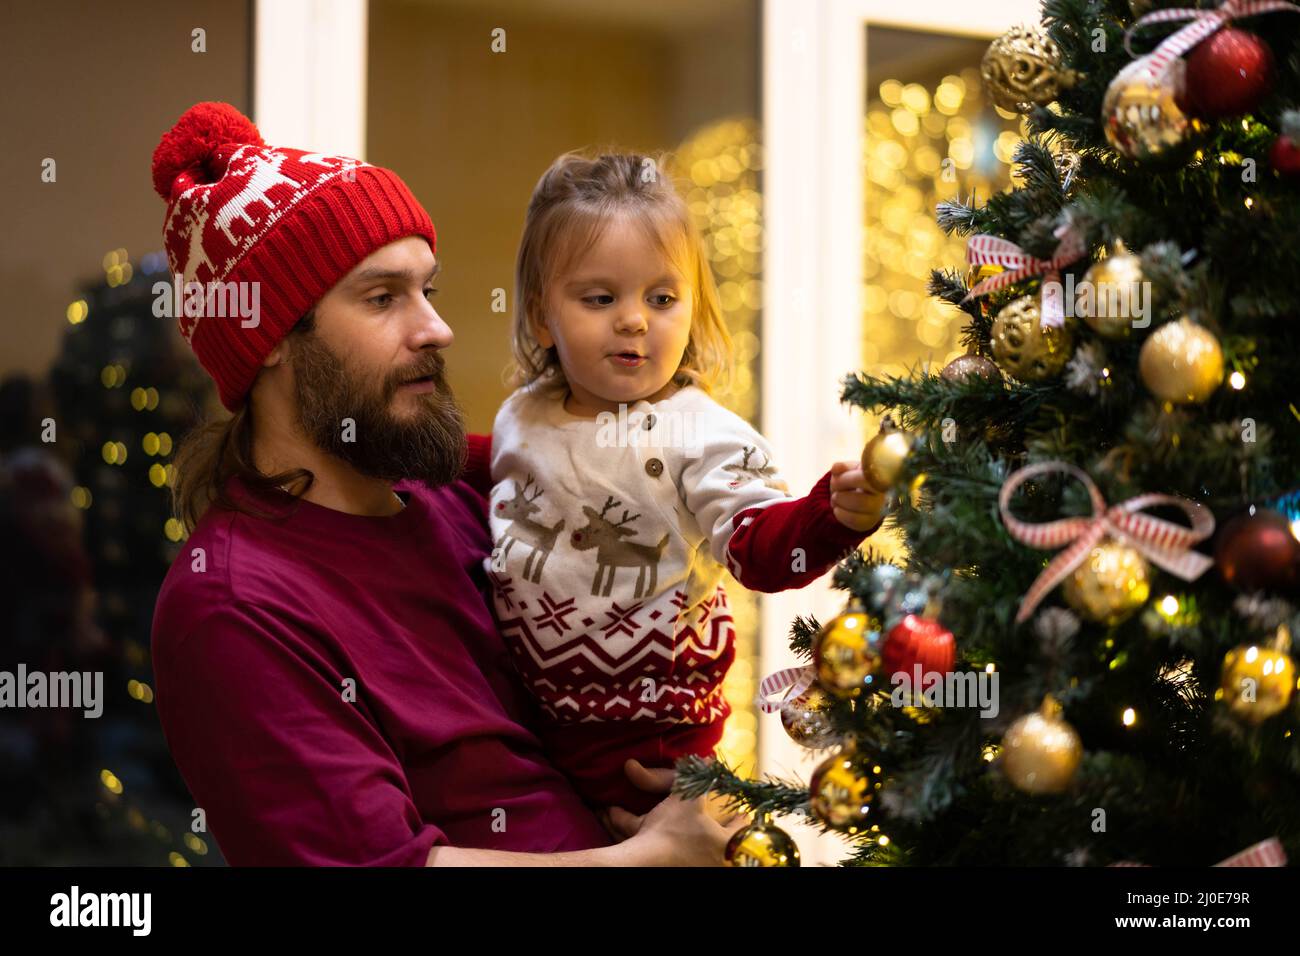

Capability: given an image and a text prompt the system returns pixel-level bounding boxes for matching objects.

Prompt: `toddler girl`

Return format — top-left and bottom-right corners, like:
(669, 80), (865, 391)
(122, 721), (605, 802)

(484, 151), (886, 815)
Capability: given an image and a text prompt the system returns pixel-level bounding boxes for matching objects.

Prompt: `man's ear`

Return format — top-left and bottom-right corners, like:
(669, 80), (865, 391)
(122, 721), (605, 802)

(263, 338), (290, 369)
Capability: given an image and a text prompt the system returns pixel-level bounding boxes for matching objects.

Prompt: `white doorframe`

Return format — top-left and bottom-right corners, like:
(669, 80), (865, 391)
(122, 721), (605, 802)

(254, 0), (368, 159)
(759, 0), (1039, 864)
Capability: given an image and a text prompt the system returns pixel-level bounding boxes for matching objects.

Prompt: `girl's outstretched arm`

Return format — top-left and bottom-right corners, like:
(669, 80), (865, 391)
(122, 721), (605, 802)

(722, 464), (884, 592)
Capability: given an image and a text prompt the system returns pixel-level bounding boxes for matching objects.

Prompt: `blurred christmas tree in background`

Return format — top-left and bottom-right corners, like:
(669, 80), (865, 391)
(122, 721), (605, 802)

(682, 0), (1300, 867)
(1, 249), (222, 864)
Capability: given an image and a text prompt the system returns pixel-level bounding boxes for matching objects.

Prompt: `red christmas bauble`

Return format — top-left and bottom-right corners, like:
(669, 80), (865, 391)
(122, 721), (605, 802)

(1215, 509), (1300, 594)
(1270, 135), (1300, 176)
(882, 614), (956, 678)
(1182, 29), (1274, 119)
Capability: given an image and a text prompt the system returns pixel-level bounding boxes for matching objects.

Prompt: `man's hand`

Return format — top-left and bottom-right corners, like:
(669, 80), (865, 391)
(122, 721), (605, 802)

(829, 460), (888, 531)
(600, 759), (747, 866)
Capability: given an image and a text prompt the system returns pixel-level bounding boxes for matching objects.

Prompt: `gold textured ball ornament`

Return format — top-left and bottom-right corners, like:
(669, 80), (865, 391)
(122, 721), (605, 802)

(1001, 696), (1083, 794)
(813, 604), (885, 698)
(981, 24), (1076, 112)
(809, 745), (886, 833)
(860, 416), (914, 493)
(1102, 55), (1202, 162)
(780, 683), (838, 749)
(724, 814), (802, 867)
(1061, 540), (1152, 625)
(990, 295), (1075, 382)
(1077, 241), (1146, 339)
(1216, 632), (1296, 725)
(1138, 317), (1225, 405)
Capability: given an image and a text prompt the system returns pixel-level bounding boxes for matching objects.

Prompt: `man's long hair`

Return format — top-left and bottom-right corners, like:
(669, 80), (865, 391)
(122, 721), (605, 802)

(170, 314), (317, 533)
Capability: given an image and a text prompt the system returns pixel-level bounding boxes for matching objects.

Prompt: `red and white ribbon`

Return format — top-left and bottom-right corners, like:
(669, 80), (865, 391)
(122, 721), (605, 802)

(961, 222), (1087, 328)
(1112, 837), (1287, 867)
(755, 665), (816, 714)
(1124, 0), (1300, 74)
(999, 462), (1216, 625)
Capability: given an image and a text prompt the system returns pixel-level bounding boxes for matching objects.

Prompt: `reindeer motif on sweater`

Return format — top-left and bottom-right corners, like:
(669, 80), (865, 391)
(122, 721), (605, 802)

(483, 384), (825, 730)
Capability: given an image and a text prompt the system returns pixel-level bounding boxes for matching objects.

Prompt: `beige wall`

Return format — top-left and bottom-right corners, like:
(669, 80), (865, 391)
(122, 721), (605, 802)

(2, 0), (756, 434)
(2, 0), (252, 378)
(367, 0), (757, 432)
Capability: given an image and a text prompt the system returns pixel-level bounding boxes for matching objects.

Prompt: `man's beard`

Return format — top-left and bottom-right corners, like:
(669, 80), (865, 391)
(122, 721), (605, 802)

(290, 331), (467, 487)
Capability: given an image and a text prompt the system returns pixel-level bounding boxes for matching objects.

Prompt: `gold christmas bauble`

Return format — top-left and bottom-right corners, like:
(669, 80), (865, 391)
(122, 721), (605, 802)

(860, 416), (913, 493)
(809, 746), (885, 833)
(724, 814), (801, 867)
(813, 605), (885, 698)
(1061, 540), (1152, 625)
(780, 683), (838, 749)
(1077, 242), (1146, 339)
(990, 295), (1074, 382)
(1001, 696), (1082, 794)
(1216, 638), (1296, 724)
(1138, 317), (1224, 404)
(981, 24), (1073, 112)
(1102, 55), (1201, 162)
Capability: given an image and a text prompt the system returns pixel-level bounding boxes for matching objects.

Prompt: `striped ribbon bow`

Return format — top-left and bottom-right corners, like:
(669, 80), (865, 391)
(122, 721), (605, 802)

(1124, 0), (1300, 73)
(1112, 837), (1288, 867)
(999, 462), (1216, 625)
(961, 223), (1087, 328)
(755, 665), (816, 714)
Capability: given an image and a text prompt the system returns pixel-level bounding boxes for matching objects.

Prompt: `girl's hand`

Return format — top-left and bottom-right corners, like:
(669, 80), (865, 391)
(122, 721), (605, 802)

(829, 460), (888, 531)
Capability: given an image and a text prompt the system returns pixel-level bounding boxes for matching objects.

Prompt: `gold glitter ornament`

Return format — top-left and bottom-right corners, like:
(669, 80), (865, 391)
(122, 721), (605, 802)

(1077, 241), (1146, 339)
(1001, 696), (1083, 794)
(1217, 628), (1296, 725)
(1138, 317), (1224, 404)
(1061, 540), (1152, 625)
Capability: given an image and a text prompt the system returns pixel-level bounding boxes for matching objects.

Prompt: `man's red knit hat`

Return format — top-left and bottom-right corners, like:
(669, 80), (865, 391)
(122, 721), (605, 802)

(152, 102), (436, 410)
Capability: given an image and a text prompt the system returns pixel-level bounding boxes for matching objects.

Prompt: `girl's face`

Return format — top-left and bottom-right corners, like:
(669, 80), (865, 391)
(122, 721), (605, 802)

(537, 213), (694, 417)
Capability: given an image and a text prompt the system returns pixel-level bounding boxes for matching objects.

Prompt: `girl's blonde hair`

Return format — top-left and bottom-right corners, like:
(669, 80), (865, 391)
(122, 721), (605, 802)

(509, 150), (732, 397)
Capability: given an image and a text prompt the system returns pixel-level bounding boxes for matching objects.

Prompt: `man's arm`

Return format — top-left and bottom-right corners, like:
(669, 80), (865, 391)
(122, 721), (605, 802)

(155, 604), (737, 866)
(427, 760), (743, 866)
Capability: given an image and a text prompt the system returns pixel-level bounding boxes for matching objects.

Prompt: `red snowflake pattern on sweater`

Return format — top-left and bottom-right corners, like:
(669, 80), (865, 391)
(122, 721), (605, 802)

(491, 583), (735, 725)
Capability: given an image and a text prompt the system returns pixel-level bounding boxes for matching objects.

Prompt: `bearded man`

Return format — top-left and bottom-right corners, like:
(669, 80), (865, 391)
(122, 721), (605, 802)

(149, 102), (736, 867)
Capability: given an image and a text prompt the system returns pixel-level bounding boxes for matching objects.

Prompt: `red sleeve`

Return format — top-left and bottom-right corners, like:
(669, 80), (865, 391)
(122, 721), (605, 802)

(153, 602), (446, 866)
(460, 432), (493, 498)
(723, 469), (880, 592)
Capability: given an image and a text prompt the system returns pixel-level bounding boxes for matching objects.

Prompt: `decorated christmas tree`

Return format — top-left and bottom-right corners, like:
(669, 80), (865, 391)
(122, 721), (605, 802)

(0, 249), (222, 864)
(680, 0), (1300, 866)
